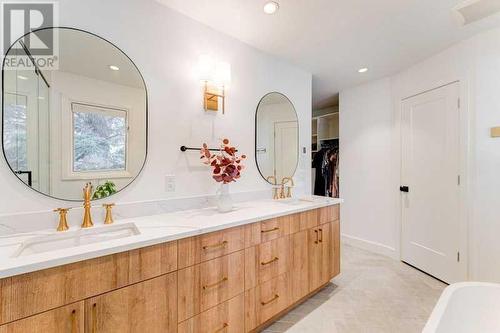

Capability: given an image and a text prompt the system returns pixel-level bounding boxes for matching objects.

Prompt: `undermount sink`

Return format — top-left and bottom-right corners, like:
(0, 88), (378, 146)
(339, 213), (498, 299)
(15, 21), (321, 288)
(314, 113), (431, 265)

(11, 223), (140, 258)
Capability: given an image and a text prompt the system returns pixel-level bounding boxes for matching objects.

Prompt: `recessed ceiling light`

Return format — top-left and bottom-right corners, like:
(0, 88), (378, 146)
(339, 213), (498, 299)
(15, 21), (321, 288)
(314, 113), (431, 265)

(109, 65), (120, 71)
(358, 68), (368, 73)
(17, 75), (28, 80)
(263, 1), (279, 14)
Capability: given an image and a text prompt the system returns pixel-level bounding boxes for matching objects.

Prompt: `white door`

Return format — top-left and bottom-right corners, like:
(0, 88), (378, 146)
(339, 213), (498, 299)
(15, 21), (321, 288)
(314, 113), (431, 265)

(274, 121), (298, 181)
(401, 82), (463, 283)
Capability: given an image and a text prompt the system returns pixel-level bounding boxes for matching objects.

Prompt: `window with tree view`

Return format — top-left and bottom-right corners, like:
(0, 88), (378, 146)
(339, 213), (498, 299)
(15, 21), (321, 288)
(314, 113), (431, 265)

(4, 93), (28, 172)
(72, 103), (127, 172)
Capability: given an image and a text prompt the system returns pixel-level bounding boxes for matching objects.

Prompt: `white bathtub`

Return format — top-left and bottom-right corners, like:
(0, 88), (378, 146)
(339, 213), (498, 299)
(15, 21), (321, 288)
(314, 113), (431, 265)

(423, 282), (500, 333)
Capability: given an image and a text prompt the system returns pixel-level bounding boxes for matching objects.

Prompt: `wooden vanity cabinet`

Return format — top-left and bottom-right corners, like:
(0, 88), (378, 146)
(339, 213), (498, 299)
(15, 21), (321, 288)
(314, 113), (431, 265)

(0, 205), (340, 333)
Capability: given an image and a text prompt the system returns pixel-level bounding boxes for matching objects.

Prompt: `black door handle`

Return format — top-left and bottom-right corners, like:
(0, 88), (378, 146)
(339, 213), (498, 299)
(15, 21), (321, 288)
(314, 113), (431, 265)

(400, 186), (409, 193)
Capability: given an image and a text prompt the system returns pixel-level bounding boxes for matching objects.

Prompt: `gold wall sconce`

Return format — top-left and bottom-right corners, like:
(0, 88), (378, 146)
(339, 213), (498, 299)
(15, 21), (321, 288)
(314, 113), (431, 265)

(198, 55), (231, 114)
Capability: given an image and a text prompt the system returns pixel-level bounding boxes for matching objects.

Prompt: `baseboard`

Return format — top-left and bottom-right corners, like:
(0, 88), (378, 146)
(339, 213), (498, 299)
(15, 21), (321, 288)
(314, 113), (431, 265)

(341, 233), (399, 259)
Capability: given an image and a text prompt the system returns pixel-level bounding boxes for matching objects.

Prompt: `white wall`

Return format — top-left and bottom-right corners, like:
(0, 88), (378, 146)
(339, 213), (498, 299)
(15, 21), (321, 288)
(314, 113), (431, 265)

(340, 26), (500, 282)
(340, 78), (398, 258)
(48, 71), (146, 200)
(0, 0), (311, 215)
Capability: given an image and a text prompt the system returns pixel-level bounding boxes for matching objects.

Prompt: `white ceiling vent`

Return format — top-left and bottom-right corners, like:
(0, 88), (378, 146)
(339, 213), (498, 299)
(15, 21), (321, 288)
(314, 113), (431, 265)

(453, 0), (500, 26)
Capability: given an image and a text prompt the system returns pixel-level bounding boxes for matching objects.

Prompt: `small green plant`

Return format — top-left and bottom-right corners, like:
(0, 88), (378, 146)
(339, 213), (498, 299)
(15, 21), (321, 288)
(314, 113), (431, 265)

(92, 181), (117, 199)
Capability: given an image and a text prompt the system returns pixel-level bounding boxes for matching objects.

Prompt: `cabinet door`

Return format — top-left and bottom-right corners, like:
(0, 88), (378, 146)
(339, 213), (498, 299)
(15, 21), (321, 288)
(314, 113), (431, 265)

(318, 222), (334, 285)
(0, 302), (83, 333)
(290, 230), (309, 302)
(85, 273), (177, 333)
(330, 219), (341, 278)
(309, 222), (340, 291)
(308, 227), (323, 291)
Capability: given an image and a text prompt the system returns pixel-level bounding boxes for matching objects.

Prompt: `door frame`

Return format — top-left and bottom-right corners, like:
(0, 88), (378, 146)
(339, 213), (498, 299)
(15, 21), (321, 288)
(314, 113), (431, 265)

(397, 80), (470, 281)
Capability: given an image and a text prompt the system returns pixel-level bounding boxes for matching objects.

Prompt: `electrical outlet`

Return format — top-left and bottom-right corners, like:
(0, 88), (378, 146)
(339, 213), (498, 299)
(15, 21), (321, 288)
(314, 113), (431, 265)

(165, 175), (176, 192)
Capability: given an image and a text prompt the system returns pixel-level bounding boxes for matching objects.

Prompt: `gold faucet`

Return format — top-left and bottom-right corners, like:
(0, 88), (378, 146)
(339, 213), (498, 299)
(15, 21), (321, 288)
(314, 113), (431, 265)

(266, 176), (279, 200)
(54, 208), (71, 232)
(82, 182), (94, 228)
(103, 203), (115, 225)
(281, 177), (295, 198)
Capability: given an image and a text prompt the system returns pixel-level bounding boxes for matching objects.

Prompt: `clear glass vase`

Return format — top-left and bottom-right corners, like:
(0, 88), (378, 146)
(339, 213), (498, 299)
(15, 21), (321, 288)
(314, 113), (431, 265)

(216, 183), (233, 213)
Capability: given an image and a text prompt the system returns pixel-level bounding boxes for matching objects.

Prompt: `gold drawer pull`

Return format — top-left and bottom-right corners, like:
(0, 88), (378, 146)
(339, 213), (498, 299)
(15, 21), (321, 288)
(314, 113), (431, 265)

(261, 226), (279, 233)
(91, 303), (97, 333)
(261, 257), (279, 266)
(203, 240), (228, 250)
(261, 294), (279, 306)
(71, 309), (77, 333)
(203, 276), (228, 290)
(213, 323), (229, 333)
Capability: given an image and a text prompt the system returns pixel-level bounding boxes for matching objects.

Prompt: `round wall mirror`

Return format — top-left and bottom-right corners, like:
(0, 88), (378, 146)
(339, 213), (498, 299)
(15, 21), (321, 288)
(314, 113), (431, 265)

(2, 27), (147, 201)
(255, 92), (299, 185)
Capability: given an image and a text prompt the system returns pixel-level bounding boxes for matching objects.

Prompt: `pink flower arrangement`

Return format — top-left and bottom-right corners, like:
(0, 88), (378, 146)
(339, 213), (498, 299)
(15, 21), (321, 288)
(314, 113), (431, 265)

(200, 138), (246, 184)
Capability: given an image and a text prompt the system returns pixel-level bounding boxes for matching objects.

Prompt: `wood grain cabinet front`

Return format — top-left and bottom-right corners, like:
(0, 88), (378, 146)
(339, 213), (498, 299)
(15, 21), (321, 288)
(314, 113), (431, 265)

(178, 226), (245, 269)
(245, 235), (290, 290)
(309, 221), (340, 291)
(84, 273), (177, 333)
(319, 204), (340, 224)
(178, 250), (245, 322)
(178, 294), (245, 333)
(244, 273), (291, 331)
(0, 302), (84, 333)
(0, 242), (177, 326)
(290, 229), (310, 302)
(245, 215), (294, 247)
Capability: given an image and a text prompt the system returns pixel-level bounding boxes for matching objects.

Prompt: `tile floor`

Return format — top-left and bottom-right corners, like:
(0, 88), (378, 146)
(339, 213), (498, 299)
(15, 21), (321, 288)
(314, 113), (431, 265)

(263, 244), (446, 333)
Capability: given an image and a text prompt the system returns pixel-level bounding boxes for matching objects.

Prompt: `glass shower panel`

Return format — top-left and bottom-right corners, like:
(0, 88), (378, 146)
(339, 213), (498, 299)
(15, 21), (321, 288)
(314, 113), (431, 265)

(37, 73), (50, 193)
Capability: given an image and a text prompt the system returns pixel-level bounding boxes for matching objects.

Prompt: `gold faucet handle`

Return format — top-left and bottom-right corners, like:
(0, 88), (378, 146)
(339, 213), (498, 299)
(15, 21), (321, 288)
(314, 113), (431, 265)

(103, 203), (115, 225)
(279, 183), (286, 199)
(54, 208), (71, 232)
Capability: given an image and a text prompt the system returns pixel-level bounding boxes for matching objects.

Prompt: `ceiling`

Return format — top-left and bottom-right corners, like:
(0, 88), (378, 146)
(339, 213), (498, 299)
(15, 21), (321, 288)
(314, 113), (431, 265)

(36, 29), (145, 89)
(156, 0), (500, 108)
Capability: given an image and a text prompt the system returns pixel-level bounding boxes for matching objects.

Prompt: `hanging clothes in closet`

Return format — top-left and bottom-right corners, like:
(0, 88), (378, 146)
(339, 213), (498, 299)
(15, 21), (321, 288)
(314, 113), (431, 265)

(312, 140), (339, 197)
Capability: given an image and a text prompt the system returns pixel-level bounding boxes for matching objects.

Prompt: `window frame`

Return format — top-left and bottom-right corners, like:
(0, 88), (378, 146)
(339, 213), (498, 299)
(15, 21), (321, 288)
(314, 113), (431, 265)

(61, 98), (132, 180)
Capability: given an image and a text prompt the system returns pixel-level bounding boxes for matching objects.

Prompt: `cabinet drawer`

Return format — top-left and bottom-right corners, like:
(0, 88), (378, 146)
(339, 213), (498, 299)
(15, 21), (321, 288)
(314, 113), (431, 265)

(319, 205), (340, 224)
(178, 251), (245, 322)
(178, 226), (245, 269)
(0, 302), (84, 333)
(0, 241), (177, 325)
(297, 209), (319, 231)
(245, 235), (290, 289)
(178, 294), (244, 333)
(244, 273), (291, 331)
(245, 215), (293, 247)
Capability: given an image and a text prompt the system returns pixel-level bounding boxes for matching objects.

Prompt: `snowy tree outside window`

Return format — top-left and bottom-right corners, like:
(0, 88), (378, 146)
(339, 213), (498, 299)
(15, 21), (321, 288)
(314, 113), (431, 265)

(72, 103), (127, 172)
(4, 93), (28, 171)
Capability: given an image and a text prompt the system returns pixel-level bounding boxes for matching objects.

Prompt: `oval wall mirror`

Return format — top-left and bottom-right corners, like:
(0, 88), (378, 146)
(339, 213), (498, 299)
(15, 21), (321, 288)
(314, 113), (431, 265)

(255, 92), (299, 185)
(2, 27), (147, 201)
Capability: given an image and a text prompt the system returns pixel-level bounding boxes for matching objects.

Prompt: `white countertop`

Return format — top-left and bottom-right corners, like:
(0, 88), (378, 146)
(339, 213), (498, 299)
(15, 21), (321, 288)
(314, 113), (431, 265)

(0, 197), (341, 279)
